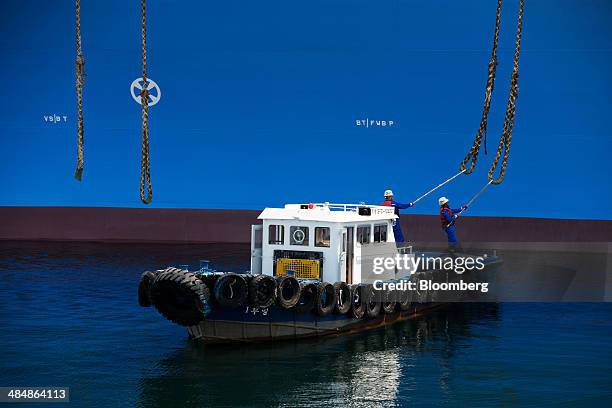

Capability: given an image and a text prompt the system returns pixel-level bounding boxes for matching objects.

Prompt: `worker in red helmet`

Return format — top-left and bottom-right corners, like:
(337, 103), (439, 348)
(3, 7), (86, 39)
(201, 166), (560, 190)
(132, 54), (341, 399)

(380, 189), (414, 243)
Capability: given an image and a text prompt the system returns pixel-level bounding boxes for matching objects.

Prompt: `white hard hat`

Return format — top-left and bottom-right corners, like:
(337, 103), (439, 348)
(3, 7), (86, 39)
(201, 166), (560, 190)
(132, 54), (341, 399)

(438, 196), (449, 206)
(384, 189), (394, 197)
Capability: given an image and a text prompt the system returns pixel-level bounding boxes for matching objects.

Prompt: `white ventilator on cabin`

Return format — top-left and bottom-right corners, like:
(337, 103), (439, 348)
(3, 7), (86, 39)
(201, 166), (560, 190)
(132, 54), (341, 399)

(250, 203), (411, 284)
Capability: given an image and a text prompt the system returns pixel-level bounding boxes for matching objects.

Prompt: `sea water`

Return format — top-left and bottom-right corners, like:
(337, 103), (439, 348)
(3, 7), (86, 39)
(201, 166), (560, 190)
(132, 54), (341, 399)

(0, 241), (611, 407)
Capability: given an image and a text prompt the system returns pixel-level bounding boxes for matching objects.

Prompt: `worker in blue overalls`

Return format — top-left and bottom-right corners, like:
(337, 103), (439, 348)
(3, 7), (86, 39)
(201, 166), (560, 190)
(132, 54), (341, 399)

(439, 196), (467, 253)
(380, 189), (414, 243)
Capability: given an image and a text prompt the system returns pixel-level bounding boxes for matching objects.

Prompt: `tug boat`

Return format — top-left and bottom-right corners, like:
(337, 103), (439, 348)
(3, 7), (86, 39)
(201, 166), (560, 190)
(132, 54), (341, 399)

(138, 203), (501, 343)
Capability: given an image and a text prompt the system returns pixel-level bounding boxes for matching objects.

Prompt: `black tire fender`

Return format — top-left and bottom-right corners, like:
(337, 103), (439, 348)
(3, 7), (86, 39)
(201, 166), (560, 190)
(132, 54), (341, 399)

(365, 284), (381, 318)
(276, 276), (301, 309)
(350, 284), (366, 319)
(150, 268), (211, 327)
(398, 285), (412, 311)
(315, 282), (336, 316)
(382, 289), (397, 314)
(138, 271), (156, 307)
(333, 281), (352, 315)
(248, 274), (277, 308)
(294, 282), (317, 314)
(213, 273), (248, 309)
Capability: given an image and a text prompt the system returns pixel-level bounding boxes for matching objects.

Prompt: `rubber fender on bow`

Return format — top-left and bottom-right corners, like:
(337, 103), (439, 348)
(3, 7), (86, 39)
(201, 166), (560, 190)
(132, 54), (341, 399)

(315, 282), (336, 316)
(294, 282), (317, 314)
(213, 273), (248, 309)
(333, 281), (352, 315)
(276, 276), (301, 309)
(150, 268), (211, 327)
(248, 274), (277, 308)
(138, 271), (156, 307)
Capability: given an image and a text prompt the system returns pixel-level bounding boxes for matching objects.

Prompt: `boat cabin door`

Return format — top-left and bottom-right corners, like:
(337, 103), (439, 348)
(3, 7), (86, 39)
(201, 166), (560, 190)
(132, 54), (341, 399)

(341, 227), (354, 284)
(250, 225), (263, 274)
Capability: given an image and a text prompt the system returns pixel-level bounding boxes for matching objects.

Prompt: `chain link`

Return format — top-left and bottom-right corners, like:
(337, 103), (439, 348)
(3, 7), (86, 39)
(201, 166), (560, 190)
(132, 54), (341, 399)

(140, 0), (153, 204)
(488, 0), (524, 184)
(74, 0), (85, 181)
(460, 0), (502, 175)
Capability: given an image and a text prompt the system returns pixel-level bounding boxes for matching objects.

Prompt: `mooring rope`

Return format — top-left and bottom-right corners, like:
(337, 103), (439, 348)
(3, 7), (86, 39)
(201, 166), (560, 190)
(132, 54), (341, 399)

(465, 180), (492, 209)
(139, 0), (153, 204)
(412, 170), (466, 205)
(442, 180), (492, 229)
(459, 0), (503, 175)
(488, 0), (524, 185)
(74, 0), (85, 181)
(415, 1), (521, 204)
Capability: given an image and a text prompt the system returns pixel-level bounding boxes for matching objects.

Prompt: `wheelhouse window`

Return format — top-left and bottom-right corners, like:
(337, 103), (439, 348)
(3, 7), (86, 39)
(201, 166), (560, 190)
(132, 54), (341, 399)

(268, 224), (285, 245)
(315, 227), (331, 247)
(374, 224), (387, 243)
(356, 225), (371, 244)
(290, 226), (309, 246)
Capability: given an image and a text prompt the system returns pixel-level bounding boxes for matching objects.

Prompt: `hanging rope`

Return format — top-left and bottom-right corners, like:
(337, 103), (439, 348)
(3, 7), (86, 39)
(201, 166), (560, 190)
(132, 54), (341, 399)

(74, 0), (85, 181)
(459, 0), (502, 175)
(139, 0), (153, 204)
(411, 169), (465, 205)
(488, 0), (524, 185)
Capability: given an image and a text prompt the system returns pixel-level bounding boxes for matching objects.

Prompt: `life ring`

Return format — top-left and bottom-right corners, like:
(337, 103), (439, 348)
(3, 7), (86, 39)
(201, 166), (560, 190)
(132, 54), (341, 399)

(276, 276), (301, 309)
(294, 282), (317, 313)
(150, 268), (211, 327)
(382, 289), (397, 314)
(138, 271), (156, 307)
(213, 273), (248, 309)
(292, 228), (306, 244)
(248, 274), (277, 308)
(350, 284), (366, 319)
(333, 281), (352, 314)
(315, 282), (336, 316)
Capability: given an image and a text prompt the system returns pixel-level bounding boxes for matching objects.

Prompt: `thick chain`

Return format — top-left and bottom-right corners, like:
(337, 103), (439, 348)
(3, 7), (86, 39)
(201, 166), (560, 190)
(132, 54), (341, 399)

(74, 0), (85, 181)
(140, 0), (153, 204)
(460, 0), (502, 175)
(488, 0), (524, 184)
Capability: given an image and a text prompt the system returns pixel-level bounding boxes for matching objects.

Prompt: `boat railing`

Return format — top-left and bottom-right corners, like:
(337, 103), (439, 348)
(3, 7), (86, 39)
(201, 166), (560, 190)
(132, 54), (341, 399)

(397, 244), (414, 255)
(311, 203), (386, 212)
